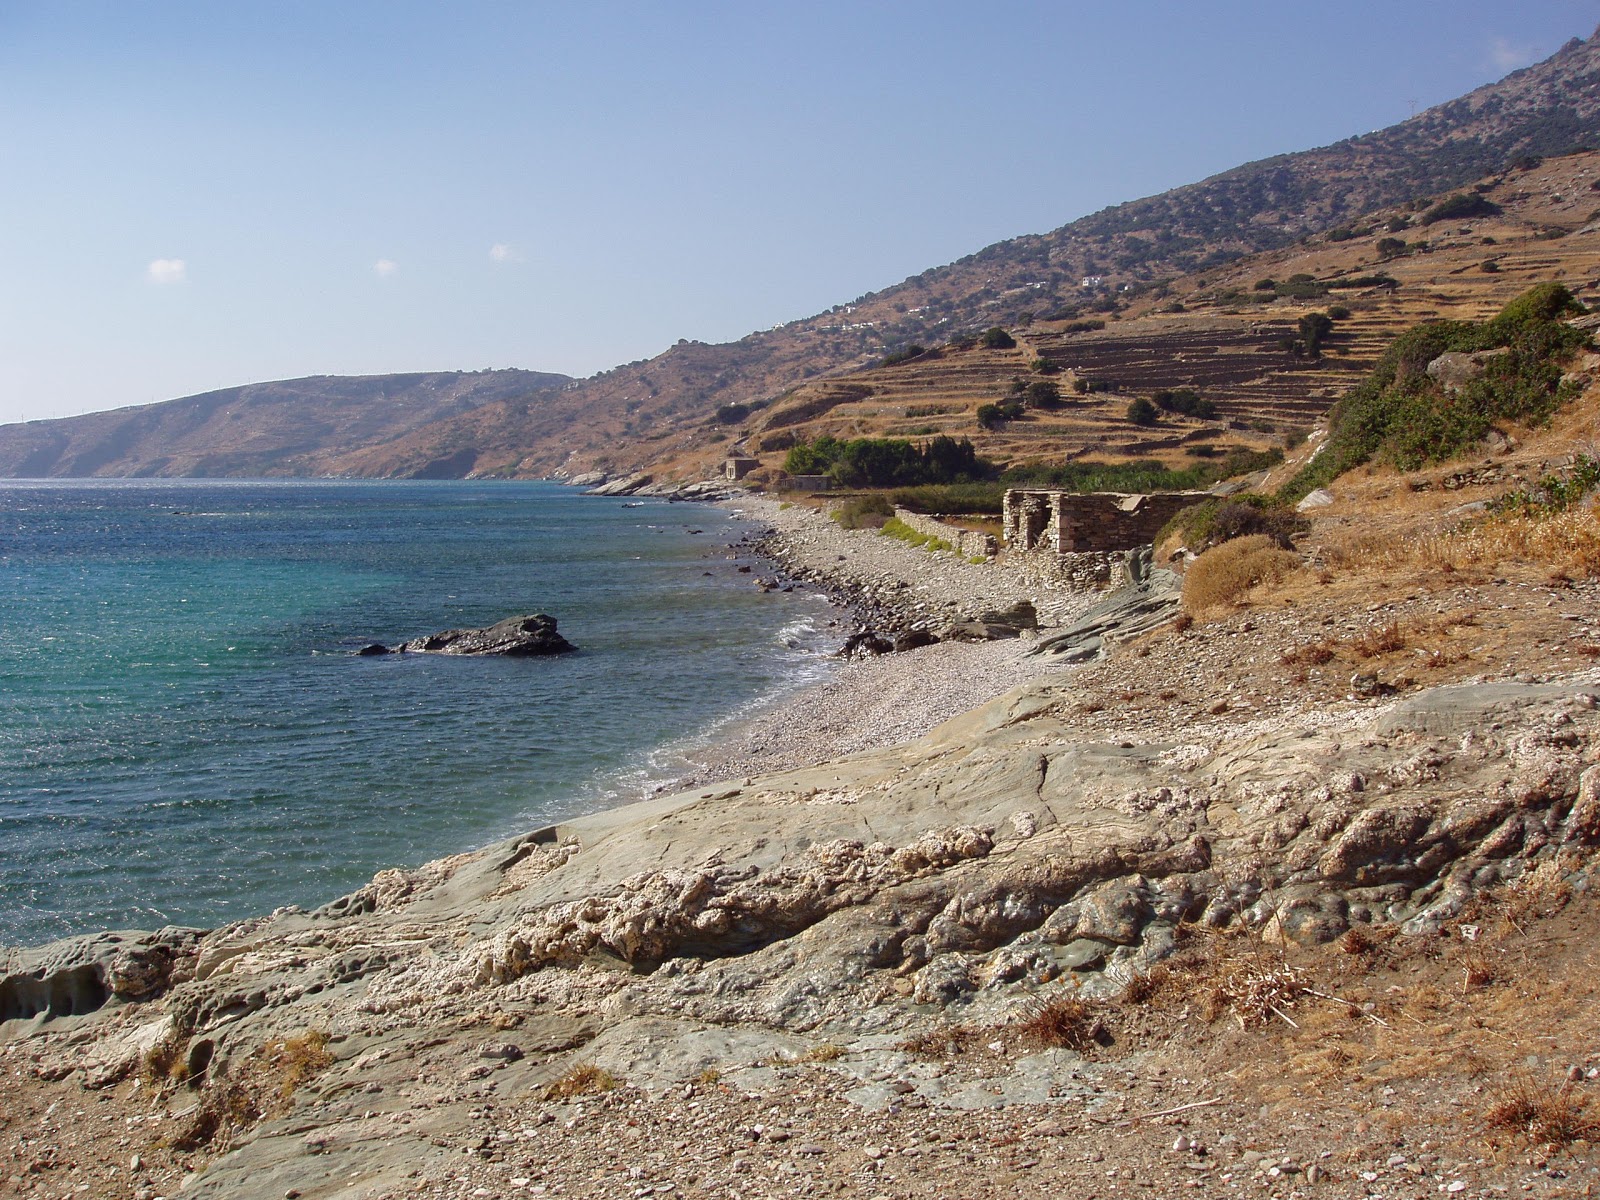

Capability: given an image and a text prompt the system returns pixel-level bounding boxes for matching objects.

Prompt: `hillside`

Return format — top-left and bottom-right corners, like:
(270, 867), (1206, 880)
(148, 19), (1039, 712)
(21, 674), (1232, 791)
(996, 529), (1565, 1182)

(412, 24), (1600, 482)
(0, 370), (569, 479)
(5, 26), (1600, 481)
(708, 149), (1600, 482)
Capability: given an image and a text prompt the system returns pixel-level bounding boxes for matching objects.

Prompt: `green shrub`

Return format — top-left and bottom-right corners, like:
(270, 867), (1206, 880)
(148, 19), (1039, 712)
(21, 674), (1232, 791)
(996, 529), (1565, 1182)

(891, 482), (1006, 514)
(783, 434), (991, 487)
(1152, 388), (1217, 419)
(1001, 447), (1281, 495)
(714, 402), (750, 425)
(879, 344), (929, 368)
(1277, 283), (1591, 502)
(880, 517), (952, 552)
(1158, 495), (1305, 552)
(1127, 397), (1160, 426)
(832, 494), (894, 529)
(1492, 454), (1600, 516)
(1375, 237), (1408, 260)
(1420, 193), (1502, 225)
(1024, 381), (1063, 409)
(980, 327), (1017, 350)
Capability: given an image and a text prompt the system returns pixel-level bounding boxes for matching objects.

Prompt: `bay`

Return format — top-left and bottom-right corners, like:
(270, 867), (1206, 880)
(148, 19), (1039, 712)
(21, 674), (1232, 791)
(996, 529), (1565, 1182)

(0, 479), (828, 947)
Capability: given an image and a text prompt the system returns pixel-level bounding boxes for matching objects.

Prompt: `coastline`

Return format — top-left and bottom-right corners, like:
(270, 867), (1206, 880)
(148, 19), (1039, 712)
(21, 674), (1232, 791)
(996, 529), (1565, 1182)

(655, 493), (1094, 790)
(5, 484), (1599, 1200)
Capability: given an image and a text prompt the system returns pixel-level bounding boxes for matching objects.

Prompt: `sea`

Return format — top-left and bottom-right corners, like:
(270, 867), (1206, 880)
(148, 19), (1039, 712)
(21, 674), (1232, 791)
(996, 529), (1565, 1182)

(0, 479), (835, 949)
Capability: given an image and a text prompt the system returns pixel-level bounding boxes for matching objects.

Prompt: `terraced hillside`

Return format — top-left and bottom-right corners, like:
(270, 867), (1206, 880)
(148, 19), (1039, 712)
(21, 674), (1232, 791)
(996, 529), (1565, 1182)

(705, 151), (1600, 481)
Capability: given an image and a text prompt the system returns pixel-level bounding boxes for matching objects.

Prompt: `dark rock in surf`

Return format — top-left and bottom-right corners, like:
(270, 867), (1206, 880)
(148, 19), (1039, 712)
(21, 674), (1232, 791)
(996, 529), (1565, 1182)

(357, 643), (391, 657)
(390, 614), (576, 657)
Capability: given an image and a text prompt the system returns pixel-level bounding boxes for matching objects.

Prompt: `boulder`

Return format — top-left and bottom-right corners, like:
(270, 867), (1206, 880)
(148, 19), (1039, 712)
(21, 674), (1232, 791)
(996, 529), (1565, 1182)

(1295, 488), (1334, 512)
(394, 614), (575, 657)
(1425, 348), (1509, 393)
(587, 473), (652, 497)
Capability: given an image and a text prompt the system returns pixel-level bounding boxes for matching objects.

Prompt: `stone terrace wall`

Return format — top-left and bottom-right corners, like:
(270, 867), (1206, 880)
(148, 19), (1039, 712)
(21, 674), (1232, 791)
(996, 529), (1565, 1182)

(1003, 490), (1206, 553)
(892, 508), (998, 558)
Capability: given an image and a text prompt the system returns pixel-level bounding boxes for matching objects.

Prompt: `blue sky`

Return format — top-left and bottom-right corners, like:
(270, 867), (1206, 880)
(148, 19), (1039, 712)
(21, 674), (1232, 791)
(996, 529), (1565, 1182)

(0, 1), (1595, 424)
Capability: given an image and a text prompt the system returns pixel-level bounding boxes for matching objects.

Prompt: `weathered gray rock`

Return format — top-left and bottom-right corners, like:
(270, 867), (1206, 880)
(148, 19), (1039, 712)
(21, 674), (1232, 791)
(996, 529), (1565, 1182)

(587, 473), (653, 496)
(393, 613), (575, 656)
(9, 672), (1600, 1199)
(1425, 348), (1509, 392)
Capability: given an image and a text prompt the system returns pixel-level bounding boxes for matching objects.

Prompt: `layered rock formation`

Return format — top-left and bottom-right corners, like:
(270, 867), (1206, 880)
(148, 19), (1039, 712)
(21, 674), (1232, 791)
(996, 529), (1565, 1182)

(3, 665), (1596, 1197)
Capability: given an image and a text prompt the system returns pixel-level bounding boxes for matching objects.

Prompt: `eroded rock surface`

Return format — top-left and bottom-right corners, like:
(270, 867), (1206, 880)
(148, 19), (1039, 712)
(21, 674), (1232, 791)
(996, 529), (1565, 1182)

(3, 671), (1598, 1198)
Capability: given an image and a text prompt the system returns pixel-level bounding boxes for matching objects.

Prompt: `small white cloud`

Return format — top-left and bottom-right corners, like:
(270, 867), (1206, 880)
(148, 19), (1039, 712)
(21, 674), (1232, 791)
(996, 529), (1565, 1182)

(147, 258), (187, 285)
(489, 242), (519, 263)
(1489, 36), (1538, 71)
(373, 258), (399, 278)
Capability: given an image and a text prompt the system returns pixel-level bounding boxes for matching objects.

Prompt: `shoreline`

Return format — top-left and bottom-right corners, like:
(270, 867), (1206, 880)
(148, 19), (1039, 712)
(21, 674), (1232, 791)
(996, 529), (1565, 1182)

(653, 493), (1096, 791)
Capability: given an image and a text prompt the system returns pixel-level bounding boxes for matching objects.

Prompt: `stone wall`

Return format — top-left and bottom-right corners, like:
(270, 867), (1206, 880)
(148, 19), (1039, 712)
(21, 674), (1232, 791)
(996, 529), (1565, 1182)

(892, 508), (998, 558)
(1002, 489), (1206, 553)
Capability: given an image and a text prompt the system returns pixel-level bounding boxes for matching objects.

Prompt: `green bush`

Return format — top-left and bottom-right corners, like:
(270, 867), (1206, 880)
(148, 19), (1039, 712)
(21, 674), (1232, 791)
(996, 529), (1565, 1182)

(1419, 193), (1502, 226)
(880, 517), (952, 552)
(1157, 495), (1305, 552)
(714, 402), (750, 425)
(1375, 237), (1408, 260)
(1152, 388), (1217, 419)
(1127, 397), (1160, 426)
(1001, 447), (1282, 495)
(879, 344), (929, 368)
(1024, 381), (1063, 409)
(980, 327), (1017, 350)
(891, 482), (1006, 514)
(832, 494), (894, 529)
(783, 434), (991, 487)
(1277, 283), (1591, 502)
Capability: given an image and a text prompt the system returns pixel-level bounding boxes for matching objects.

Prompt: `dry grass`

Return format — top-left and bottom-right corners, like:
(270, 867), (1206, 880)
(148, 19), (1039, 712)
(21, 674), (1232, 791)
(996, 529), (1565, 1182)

(544, 1063), (618, 1100)
(1324, 509), (1600, 577)
(899, 1023), (983, 1059)
(1351, 619), (1406, 657)
(1182, 535), (1302, 615)
(1279, 640), (1336, 666)
(271, 1029), (334, 1099)
(1484, 1074), (1600, 1146)
(170, 1081), (261, 1152)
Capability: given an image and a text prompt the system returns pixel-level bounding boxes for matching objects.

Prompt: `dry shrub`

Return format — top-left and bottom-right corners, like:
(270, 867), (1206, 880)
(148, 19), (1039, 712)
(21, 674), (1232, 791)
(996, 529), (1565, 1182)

(899, 1023), (982, 1058)
(1280, 640), (1336, 666)
(1351, 620), (1406, 657)
(1121, 964), (1171, 1005)
(1208, 955), (1306, 1027)
(1015, 995), (1105, 1052)
(545, 1063), (618, 1100)
(171, 1081), (261, 1151)
(271, 1029), (334, 1098)
(1182, 535), (1301, 614)
(1577, 643), (1600, 658)
(1484, 1074), (1599, 1146)
(1504, 856), (1576, 925)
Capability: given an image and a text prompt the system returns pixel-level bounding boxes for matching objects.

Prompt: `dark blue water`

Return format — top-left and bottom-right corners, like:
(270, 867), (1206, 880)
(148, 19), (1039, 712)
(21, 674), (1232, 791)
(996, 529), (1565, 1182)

(0, 479), (830, 947)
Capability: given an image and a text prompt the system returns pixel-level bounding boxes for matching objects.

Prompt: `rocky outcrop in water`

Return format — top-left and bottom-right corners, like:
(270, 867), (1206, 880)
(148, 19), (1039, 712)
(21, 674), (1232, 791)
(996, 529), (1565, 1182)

(364, 613), (575, 657)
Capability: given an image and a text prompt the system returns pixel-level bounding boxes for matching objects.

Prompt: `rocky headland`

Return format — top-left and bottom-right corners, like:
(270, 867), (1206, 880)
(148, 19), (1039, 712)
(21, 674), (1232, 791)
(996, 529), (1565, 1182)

(3, 495), (1599, 1200)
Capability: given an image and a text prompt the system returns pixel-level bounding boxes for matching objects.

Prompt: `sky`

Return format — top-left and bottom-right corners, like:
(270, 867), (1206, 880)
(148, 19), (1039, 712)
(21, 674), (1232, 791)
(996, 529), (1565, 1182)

(0, 1), (1596, 424)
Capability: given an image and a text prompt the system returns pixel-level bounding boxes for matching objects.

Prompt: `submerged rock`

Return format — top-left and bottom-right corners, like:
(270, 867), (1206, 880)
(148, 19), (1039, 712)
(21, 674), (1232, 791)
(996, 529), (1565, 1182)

(383, 613), (576, 657)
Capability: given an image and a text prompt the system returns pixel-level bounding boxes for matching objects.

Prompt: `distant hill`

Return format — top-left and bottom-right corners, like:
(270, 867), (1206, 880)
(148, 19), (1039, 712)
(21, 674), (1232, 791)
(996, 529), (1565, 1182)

(6, 25), (1600, 480)
(379, 24), (1600, 481)
(0, 370), (569, 479)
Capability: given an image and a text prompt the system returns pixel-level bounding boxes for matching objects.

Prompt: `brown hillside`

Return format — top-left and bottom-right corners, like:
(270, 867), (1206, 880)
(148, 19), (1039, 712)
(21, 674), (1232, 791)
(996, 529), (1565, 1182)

(677, 150), (1600, 482)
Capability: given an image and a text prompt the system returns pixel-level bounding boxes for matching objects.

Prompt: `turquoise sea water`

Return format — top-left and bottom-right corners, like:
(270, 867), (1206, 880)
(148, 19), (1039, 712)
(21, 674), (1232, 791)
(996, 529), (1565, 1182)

(0, 479), (829, 948)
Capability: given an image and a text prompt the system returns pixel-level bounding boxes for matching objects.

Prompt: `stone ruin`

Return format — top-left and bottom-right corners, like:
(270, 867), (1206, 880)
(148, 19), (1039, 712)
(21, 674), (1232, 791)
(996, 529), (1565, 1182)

(1002, 489), (1207, 553)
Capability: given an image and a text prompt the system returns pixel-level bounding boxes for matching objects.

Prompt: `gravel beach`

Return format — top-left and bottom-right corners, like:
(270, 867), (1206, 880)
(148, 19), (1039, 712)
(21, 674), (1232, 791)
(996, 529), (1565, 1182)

(666, 496), (1096, 789)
